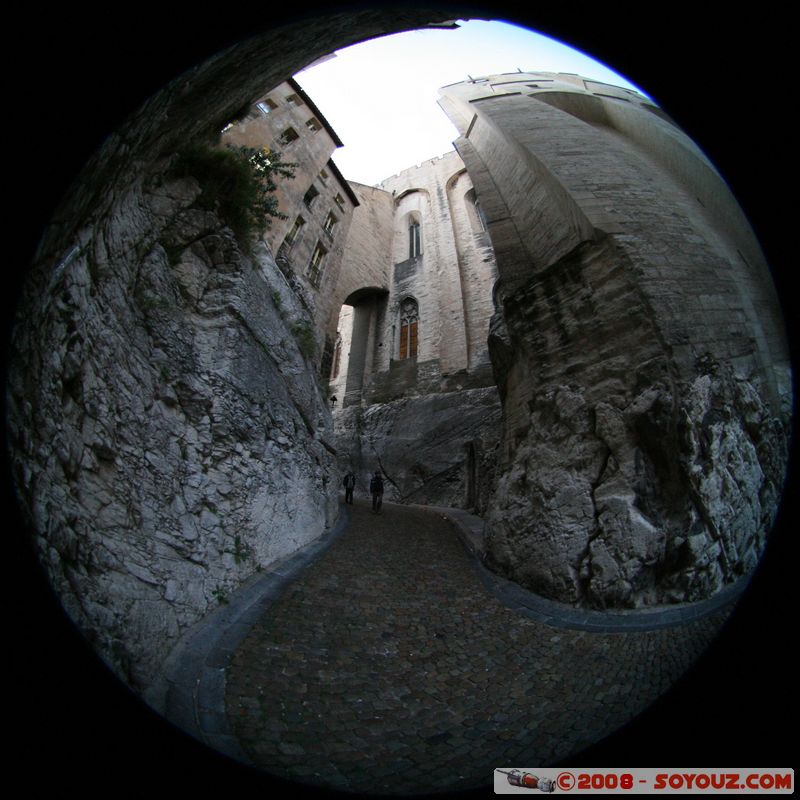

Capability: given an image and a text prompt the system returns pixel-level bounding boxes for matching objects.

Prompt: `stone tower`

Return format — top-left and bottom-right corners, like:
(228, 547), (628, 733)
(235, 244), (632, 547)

(437, 72), (791, 607)
(328, 150), (503, 511)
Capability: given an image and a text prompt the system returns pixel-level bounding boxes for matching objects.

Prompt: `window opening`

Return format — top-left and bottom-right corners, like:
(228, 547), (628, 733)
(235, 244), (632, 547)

(323, 211), (338, 237)
(307, 241), (328, 288)
(279, 127), (299, 145)
(409, 221), (422, 258)
(303, 185), (320, 208)
(306, 117), (322, 132)
(283, 215), (305, 249)
(334, 193), (346, 211)
(286, 93), (303, 106)
(398, 298), (419, 360)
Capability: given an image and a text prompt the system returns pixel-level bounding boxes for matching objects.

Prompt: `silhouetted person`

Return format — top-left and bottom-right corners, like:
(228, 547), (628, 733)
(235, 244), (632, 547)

(343, 471), (356, 504)
(370, 470), (384, 513)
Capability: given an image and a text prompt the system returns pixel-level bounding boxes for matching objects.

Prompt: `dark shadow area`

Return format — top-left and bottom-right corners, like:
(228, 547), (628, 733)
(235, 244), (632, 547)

(7, 2), (795, 795)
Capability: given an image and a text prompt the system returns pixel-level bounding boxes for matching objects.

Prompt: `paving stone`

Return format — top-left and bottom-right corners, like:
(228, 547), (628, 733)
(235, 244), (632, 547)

(217, 499), (732, 795)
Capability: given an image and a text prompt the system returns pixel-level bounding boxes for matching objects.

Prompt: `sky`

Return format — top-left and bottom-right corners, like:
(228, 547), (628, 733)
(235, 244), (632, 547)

(294, 19), (649, 186)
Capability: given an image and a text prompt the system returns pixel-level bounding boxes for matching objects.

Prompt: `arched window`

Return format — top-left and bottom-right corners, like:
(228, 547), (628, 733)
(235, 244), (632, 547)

(398, 298), (419, 360)
(465, 188), (488, 233)
(408, 216), (422, 258)
(331, 333), (342, 380)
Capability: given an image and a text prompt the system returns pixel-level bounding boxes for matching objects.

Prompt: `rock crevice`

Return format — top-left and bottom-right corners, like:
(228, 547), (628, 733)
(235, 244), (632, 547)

(7, 164), (337, 689)
(484, 238), (790, 609)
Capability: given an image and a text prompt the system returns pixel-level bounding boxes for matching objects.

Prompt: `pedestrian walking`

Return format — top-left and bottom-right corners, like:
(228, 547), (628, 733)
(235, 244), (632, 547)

(343, 470), (356, 504)
(369, 470), (384, 513)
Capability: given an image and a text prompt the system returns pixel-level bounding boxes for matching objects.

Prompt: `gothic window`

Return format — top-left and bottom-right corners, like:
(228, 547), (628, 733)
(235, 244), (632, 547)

(398, 298), (419, 360)
(409, 220), (422, 258)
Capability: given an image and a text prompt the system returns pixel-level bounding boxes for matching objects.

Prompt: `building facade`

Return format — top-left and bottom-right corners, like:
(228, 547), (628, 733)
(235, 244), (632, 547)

(225, 70), (791, 607)
(328, 150), (499, 408)
(222, 77), (360, 375)
(435, 72), (791, 606)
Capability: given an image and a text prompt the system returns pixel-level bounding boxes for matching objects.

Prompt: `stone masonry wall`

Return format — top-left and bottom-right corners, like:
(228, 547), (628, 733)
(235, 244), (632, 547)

(486, 235), (789, 607)
(445, 168), (498, 373)
(222, 83), (357, 366)
(378, 152), (473, 377)
(323, 181), (394, 388)
(441, 76), (792, 608)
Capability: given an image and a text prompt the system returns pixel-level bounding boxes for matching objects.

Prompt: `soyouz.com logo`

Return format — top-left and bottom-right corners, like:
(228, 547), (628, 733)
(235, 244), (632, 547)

(493, 768), (794, 793)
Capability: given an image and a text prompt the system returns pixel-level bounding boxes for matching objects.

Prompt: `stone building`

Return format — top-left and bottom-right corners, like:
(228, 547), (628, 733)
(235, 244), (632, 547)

(329, 150), (498, 406)
(5, 54), (791, 701)
(221, 86), (507, 513)
(222, 77), (360, 374)
(8, 11), (793, 785)
(437, 72), (792, 607)
(326, 151), (503, 511)
(219, 68), (791, 611)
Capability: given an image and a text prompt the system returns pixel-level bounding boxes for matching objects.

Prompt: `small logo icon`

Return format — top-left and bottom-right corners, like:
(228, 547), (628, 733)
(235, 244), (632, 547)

(496, 769), (556, 792)
(557, 771), (576, 791)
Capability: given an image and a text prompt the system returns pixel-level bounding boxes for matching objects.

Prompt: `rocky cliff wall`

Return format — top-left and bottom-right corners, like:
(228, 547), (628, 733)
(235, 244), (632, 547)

(333, 387), (501, 513)
(6, 161), (338, 690)
(485, 235), (790, 608)
(443, 79), (792, 610)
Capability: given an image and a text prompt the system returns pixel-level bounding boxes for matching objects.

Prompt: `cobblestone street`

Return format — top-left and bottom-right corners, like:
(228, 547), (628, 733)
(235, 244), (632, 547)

(224, 500), (730, 795)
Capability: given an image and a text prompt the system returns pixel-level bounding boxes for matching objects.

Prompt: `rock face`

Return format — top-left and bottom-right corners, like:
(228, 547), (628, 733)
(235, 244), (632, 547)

(333, 387), (501, 513)
(484, 239), (790, 608)
(6, 163), (338, 689)
(439, 75), (792, 610)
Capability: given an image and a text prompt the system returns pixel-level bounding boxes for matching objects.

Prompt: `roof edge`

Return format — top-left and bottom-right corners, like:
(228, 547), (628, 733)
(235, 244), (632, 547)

(288, 76), (344, 148)
(326, 158), (360, 208)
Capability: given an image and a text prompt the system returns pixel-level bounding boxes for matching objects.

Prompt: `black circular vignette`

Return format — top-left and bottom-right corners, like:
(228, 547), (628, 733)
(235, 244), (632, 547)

(7, 3), (795, 795)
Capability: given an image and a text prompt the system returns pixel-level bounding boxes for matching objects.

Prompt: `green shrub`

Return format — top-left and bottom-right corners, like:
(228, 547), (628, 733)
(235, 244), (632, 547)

(212, 585), (228, 605)
(170, 145), (296, 247)
(291, 322), (317, 360)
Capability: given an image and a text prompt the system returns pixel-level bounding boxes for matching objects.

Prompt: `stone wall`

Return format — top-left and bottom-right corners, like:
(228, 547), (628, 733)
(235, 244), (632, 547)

(378, 151), (485, 377)
(6, 161), (338, 689)
(445, 168), (498, 373)
(8, 19), (793, 707)
(441, 75), (792, 608)
(222, 81), (358, 368)
(332, 152), (500, 408)
(7, 7), (465, 694)
(485, 236), (789, 607)
(333, 386), (502, 513)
